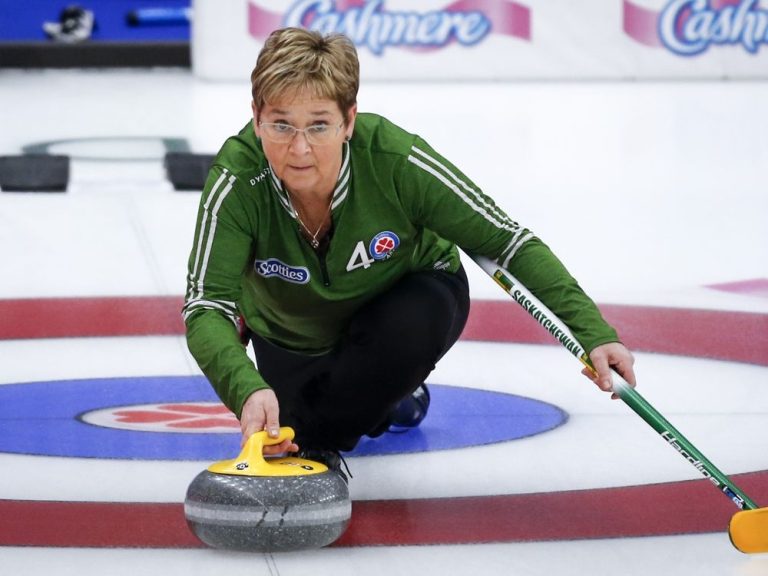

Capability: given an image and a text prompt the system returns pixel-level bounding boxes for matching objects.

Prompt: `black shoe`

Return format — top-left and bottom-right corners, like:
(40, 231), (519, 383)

(295, 448), (351, 484)
(387, 383), (431, 432)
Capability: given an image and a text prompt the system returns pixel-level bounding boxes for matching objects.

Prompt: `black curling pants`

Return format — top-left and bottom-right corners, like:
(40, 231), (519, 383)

(249, 265), (470, 452)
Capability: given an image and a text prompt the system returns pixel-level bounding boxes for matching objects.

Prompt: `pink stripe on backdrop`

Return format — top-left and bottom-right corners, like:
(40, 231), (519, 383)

(449, 0), (531, 40)
(623, 0), (663, 47)
(248, 2), (285, 38)
(712, 0), (743, 8)
(336, 0), (366, 8)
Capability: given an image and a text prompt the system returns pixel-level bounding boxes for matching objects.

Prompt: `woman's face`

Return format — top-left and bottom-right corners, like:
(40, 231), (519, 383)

(253, 90), (356, 198)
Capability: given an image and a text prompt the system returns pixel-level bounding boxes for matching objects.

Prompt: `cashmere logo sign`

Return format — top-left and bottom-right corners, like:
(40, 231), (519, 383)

(623, 0), (767, 55)
(248, 0), (532, 56)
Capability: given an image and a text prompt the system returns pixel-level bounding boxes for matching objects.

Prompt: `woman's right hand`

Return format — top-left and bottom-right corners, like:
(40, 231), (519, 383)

(239, 388), (299, 454)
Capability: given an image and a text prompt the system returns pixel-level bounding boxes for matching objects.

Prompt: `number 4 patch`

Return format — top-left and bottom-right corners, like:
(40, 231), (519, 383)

(346, 241), (375, 271)
(346, 231), (400, 272)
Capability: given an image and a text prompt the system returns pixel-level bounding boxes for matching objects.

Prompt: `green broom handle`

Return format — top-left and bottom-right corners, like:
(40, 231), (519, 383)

(471, 254), (758, 511)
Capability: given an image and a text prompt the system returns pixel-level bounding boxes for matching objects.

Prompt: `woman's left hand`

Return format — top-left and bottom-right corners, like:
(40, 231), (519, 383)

(582, 342), (636, 399)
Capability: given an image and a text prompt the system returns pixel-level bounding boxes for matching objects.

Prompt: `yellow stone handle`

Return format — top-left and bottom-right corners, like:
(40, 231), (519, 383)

(241, 426), (296, 464)
(207, 426), (328, 477)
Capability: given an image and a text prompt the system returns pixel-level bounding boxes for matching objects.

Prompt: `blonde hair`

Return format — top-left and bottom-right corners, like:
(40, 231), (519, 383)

(251, 28), (359, 123)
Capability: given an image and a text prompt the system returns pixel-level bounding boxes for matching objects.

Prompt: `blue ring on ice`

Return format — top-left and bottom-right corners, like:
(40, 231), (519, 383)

(0, 376), (567, 460)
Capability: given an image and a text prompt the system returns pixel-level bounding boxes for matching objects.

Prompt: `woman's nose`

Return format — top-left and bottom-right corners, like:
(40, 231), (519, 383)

(289, 130), (312, 153)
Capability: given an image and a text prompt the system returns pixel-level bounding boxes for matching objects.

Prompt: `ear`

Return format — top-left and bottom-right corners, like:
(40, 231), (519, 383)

(344, 104), (357, 140)
(251, 101), (261, 137)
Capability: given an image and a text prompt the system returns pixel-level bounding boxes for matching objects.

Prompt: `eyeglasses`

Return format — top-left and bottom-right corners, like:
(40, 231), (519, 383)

(258, 122), (344, 146)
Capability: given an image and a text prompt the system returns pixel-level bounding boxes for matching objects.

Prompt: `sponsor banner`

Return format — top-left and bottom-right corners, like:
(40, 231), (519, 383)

(193, 0), (768, 80)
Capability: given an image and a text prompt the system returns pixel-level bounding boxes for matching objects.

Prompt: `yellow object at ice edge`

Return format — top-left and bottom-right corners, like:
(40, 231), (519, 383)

(207, 427), (329, 477)
(729, 508), (768, 554)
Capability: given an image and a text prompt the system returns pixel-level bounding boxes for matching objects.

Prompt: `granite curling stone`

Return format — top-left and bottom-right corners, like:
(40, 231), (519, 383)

(184, 427), (351, 552)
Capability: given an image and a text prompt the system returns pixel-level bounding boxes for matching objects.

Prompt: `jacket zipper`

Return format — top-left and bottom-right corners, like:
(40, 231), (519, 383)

(314, 228), (332, 287)
(318, 251), (331, 287)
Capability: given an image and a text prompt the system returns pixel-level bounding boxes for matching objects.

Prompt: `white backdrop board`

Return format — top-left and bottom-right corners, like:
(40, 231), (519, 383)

(192, 0), (768, 80)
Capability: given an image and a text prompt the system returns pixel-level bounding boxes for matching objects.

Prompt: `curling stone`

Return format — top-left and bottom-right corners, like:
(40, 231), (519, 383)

(184, 427), (350, 552)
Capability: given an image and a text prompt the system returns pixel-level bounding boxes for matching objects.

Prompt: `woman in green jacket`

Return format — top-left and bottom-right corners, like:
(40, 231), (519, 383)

(183, 27), (636, 477)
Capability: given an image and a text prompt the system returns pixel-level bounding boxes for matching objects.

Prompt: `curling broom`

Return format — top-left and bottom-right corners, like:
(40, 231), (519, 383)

(470, 254), (768, 554)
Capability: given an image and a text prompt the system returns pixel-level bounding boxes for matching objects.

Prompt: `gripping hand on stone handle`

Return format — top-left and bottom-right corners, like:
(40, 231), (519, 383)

(239, 388), (299, 454)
